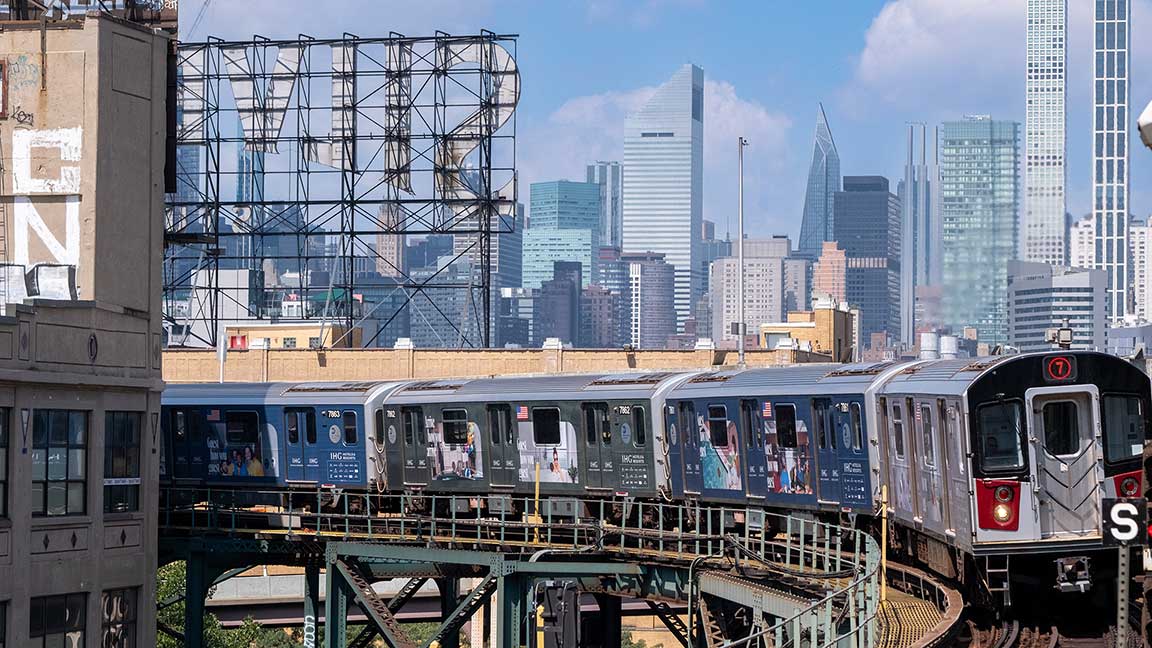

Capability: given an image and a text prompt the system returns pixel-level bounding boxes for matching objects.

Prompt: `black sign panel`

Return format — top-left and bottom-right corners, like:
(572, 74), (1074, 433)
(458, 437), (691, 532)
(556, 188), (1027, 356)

(1042, 355), (1077, 383)
(1103, 497), (1148, 546)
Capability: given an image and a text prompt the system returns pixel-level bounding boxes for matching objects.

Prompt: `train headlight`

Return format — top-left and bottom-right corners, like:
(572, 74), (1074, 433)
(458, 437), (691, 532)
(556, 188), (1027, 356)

(992, 503), (1012, 524)
(994, 486), (1014, 503)
(1120, 476), (1140, 497)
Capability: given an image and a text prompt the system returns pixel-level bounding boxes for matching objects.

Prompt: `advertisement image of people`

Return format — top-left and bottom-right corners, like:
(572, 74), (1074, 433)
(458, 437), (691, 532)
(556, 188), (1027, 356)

(205, 410), (274, 479)
(430, 414), (483, 481)
(764, 407), (813, 495)
(518, 407), (579, 484)
(698, 412), (743, 491)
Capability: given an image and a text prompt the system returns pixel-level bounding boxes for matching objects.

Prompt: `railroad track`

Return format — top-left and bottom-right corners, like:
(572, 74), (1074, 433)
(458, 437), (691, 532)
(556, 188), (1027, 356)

(961, 622), (1134, 648)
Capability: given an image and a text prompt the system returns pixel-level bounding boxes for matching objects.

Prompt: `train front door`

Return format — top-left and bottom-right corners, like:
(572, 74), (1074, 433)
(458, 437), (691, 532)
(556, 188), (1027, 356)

(487, 405), (518, 487)
(1027, 388), (1101, 539)
(741, 400), (767, 499)
(284, 408), (318, 483)
(812, 399), (841, 504)
(401, 407), (429, 486)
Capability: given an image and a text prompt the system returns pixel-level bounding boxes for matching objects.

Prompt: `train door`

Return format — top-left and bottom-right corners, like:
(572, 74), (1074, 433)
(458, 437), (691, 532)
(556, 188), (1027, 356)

(487, 405), (518, 488)
(401, 406), (428, 486)
(582, 403), (611, 488)
(812, 399), (840, 504)
(169, 408), (203, 479)
(741, 400), (767, 499)
(941, 400), (967, 540)
(915, 401), (945, 529)
(1027, 389), (1101, 539)
(284, 408), (318, 483)
(679, 401), (702, 495)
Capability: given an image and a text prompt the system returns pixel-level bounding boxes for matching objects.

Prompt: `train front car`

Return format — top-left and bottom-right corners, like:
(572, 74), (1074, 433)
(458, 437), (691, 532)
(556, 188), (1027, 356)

(879, 351), (1150, 609)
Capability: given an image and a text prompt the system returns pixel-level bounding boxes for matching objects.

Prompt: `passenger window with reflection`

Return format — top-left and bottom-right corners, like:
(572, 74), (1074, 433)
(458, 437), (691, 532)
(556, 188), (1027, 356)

(977, 400), (1025, 472)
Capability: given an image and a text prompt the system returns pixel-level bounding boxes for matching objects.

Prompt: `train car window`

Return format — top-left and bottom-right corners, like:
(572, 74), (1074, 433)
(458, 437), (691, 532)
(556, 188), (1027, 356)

(741, 401), (756, 450)
(813, 402), (828, 450)
(1041, 401), (1079, 456)
(891, 403), (905, 458)
(173, 411), (186, 441)
(775, 404), (797, 448)
(633, 407), (647, 446)
(225, 412), (258, 445)
(402, 408), (422, 447)
(488, 405), (512, 446)
(304, 410), (316, 445)
(850, 403), (863, 451)
(976, 400), (1025, 472)
(707, 405), (728, 447)
(533, 408), (561, 445)
(679, 402), (697, 447)
(286, 413), (300, 444)
(442, 409), (469, 445)
(1103, 395), (1145, 462)
(949, 405), (965, 476)
(343, 412), (358, 445)
(582, 404), (610, 446)
(374, 409), (385, 445)
(921, 404), (936, 467)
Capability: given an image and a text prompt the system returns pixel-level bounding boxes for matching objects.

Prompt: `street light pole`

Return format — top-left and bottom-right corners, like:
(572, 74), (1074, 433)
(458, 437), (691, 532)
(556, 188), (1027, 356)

(737, 136), (749, 367)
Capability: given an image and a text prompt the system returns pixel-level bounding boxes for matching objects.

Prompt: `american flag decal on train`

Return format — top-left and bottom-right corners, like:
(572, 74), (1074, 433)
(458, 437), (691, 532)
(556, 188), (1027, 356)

(516, 406), (529, 421)
(762, 402), (772, 418)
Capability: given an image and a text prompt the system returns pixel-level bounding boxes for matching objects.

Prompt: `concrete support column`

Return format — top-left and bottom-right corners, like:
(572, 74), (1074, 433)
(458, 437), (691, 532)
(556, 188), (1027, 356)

(437, 576), (461, 648)
(303, 563), (321, 648)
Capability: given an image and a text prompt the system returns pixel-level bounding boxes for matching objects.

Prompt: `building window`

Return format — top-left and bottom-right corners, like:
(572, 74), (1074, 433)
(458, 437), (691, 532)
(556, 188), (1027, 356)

(0, 410), (8, 518)
(308, 337), (321, 348)
(104, 412), (142, 514)
(30, 593), (86, 648)
(282, 337), (297, 349)
(32, 410), (87, 517)
(101, 588), (137, 648)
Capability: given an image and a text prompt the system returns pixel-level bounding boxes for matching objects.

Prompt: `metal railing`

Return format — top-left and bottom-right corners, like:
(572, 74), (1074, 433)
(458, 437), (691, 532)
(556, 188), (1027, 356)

(160, 485), (881, 648)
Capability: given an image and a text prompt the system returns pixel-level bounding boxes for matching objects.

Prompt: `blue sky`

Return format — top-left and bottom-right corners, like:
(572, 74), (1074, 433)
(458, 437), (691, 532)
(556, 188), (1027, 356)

(186, 0), (1152, 240)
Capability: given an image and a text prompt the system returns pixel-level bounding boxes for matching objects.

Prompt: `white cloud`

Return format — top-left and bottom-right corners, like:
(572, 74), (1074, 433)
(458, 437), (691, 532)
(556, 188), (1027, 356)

(519, 78), (792, 235)
(840, 0), (1152, 218)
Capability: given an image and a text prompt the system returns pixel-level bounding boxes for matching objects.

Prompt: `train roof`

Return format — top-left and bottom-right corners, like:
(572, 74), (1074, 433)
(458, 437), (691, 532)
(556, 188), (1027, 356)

(384, 371), (695, 404)
(667, 361), (899, 398)
(163, 381), (405, 406)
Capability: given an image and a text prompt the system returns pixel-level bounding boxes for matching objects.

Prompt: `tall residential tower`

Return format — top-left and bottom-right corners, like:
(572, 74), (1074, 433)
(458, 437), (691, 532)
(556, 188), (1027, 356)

(1092, 0), (1131, 319)
(1022, 0), (1067, 265)
(622, 64), (705, 331)
(587, 161), (623, 251)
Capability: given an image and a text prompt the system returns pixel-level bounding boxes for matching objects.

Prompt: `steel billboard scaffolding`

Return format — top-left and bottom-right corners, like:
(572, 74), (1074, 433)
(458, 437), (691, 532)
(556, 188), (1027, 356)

(165, 32), (519, 349)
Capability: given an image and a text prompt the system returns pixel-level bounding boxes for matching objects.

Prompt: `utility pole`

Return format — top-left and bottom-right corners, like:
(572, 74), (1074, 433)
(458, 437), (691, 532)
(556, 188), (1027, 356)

(737, 136), (749, 367)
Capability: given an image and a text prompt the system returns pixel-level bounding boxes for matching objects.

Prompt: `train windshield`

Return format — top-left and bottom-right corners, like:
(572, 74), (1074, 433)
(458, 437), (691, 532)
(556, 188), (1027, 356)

(976, 400), (1025, 472)
(1103, 395), (1146, 463)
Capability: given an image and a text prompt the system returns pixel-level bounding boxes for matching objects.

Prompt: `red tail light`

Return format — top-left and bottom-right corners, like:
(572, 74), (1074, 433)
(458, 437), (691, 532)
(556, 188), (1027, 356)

(977, 479), (1020, 531)
(1113, 470), (1142, 497)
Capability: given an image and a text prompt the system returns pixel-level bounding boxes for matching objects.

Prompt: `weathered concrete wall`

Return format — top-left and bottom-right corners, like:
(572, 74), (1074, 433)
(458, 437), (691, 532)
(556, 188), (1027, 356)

(164, 347), (834, 383)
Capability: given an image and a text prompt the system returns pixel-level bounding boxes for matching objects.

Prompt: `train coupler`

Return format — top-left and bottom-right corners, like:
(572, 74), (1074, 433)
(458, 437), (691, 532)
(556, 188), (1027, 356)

(1053, 556), (1091, 593)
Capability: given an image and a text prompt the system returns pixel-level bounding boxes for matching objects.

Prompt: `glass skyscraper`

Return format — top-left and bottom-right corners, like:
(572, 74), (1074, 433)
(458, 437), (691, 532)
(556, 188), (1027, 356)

(938, 117), (1020, 346)
(528, 180), (601, 230)
(797, 103), (841, 259)
(586, 161), (623, 251)
(1092, 0), (1130, 320)
(622, 64), (704, 332)
(1022, 0), (1067, 266)
(834, 176), (902, 346)
(522, 181), (601, 289)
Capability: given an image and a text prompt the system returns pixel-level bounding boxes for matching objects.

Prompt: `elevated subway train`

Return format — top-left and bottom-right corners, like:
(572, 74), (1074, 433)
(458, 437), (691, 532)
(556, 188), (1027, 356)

(161, 351), (1150, 605)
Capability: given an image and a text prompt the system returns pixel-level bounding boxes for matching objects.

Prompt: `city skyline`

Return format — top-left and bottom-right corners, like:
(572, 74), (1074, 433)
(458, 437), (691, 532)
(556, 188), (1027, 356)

(185, 0), (1152, 243)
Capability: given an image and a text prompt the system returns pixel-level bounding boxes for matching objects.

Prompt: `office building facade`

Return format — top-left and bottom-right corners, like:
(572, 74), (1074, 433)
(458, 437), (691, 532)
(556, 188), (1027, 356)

(586, 162), (623, 251)
(709, 238), (807, 346)
(623, 252), (676, 349)
(1008, 261), (1107, 352)
(797, 104), (841, 258)
(834, 176), (902, 346)
(898, 123), (939, 345)
(622, 64), (704, 331)
(1023, 0), (1067, 266)
(938, 117), (1020, 345)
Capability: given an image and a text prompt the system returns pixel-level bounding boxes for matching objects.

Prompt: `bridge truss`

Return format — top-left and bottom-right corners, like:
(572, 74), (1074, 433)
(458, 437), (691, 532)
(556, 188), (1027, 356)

(165, 32), (519, 349)
(159, 488), (888, 648)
